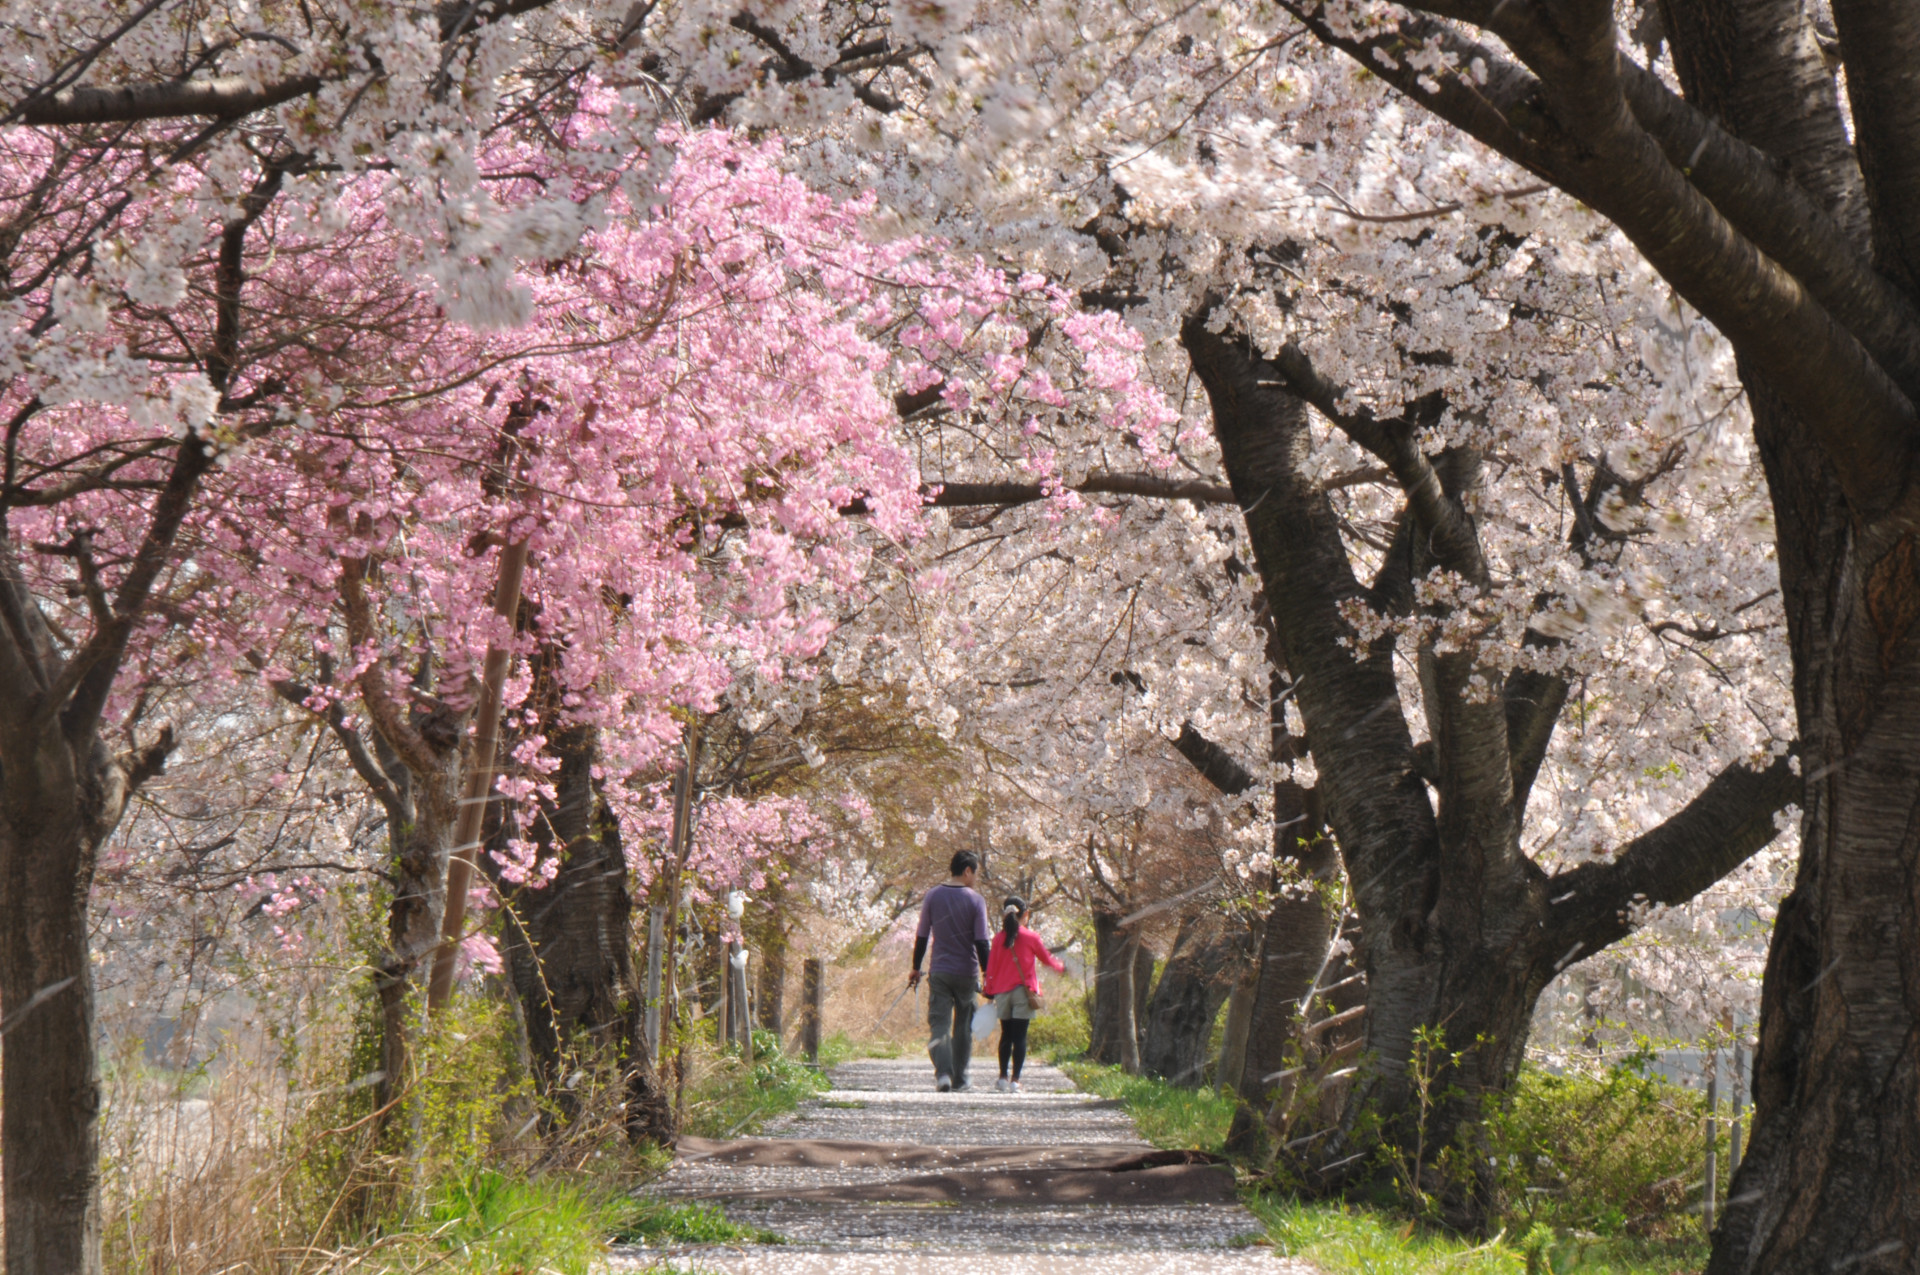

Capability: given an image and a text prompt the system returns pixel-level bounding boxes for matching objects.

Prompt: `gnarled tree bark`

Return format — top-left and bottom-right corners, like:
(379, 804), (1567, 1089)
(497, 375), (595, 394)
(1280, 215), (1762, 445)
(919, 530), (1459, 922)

(1182, 311), (1802, 1208)
(1139, 908), (1246, 1086)
(1273, 0), (1920, 1260)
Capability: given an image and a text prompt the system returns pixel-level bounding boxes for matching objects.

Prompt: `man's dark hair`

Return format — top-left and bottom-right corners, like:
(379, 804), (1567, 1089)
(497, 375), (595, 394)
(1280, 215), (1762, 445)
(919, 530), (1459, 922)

(949, 851), (980, 878)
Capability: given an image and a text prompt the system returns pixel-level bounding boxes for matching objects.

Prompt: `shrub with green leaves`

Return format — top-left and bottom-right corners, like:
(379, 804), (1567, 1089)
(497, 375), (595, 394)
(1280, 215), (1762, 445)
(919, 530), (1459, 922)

(681, 1030), (832, 1138)
(1030, 993), (1091, 1060)
(1483, 1059), (1712, 1241)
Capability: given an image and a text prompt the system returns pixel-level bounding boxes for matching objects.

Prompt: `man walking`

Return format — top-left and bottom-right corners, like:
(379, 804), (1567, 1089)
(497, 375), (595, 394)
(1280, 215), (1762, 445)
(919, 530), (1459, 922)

(907, 851), (991, 1092)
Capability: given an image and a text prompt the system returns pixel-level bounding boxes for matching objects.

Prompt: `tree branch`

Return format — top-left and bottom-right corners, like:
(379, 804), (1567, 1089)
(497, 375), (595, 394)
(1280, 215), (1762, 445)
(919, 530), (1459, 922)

(1293, 0), (1920, 522)
(1172, 721), (1256, 795)
(928, 473), (1236, 508)
(1546, 751), (1800, 963)
(1824, 0), (1920, 297)
(17, 73), (327, 125)
(1503, 658), (1568, 814)
(1267, 343), (1487, 584)
(252, 652), (407, 816)
(823, 472), (1236, 521)
(337, 552), (442, 781)
(119, 723), (174, 795)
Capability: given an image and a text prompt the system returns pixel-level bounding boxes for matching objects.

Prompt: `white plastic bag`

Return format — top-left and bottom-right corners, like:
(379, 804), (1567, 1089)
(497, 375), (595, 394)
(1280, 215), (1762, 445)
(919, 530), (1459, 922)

(970, 997), (999, 1039)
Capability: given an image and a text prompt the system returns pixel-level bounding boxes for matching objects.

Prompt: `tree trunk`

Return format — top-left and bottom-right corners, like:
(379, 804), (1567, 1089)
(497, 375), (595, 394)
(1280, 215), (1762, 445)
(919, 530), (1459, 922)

(1184, 311), (1801, 1200)
(1216, 972), (1256, 1095)
(1705, 383), (1920, 1272)
(371, 744), (459, 1119)
(0, 738), (124, 1275)
(1130, 940), (1153, 1066)
(1603, 5), (1920, 1265)
(498, 718), (671, 1144)
(1140, 910), (1243, 1086)
(1117, 942), (1144, 1075)
(1088, 909), (1129, 1065)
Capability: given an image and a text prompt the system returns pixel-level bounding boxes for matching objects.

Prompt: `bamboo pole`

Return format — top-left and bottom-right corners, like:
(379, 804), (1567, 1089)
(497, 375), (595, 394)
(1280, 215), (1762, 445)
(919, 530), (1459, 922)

(426, 536), (530, 1012)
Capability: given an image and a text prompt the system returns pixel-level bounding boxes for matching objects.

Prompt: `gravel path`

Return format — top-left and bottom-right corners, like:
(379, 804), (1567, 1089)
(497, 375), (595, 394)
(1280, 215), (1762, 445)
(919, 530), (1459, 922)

(609, 1056), (1318, 1273)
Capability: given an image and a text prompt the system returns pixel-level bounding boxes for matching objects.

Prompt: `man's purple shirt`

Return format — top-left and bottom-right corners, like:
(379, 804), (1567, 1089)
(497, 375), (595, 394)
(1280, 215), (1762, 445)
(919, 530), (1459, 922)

(915, 882), (990, 977)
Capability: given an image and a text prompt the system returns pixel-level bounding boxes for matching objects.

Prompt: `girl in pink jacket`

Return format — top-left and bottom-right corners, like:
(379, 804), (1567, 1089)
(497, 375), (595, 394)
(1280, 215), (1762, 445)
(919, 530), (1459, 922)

(982, 895), (1066, 1092)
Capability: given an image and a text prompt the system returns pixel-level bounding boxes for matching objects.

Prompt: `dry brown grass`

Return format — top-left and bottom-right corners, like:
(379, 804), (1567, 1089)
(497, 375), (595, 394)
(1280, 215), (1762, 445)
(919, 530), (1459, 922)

(90, 988), (653, 1275)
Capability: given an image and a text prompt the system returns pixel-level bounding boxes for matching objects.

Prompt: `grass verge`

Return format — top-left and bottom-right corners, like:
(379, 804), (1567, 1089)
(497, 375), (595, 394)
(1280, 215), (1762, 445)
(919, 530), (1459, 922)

(611, 1198), (783, 1246)
(421, 1169), (625, 1274)
(1249, 1196), (1707, 1275)
(1059, 1062), (1706, 1275)
(680, 1029), (833, 1138)
(1059, 1059), (1236, 1154)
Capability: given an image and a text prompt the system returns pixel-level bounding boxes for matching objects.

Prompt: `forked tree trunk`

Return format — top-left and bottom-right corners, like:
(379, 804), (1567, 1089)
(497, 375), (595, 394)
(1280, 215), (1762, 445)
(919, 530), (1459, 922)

(1184, 313), (1801, 1203)
(370, 740), (460, 1119)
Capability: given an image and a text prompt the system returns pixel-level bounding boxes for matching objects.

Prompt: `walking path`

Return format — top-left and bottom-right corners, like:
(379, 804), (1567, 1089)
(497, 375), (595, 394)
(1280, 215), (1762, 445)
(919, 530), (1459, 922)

(610, 1056), (1317, 1273)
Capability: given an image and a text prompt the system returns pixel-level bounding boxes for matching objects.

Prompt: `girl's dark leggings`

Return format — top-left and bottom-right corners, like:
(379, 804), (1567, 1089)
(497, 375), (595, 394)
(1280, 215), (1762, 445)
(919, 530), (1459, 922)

(998, 1016), (1030, 1079)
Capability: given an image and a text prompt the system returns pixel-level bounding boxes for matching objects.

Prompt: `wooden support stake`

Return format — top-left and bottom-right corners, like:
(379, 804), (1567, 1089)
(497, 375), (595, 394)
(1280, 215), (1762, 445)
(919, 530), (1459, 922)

(426, 536), (529, 1012)
(1704, 1059), (1719, 1236)
(802, 957), (824, 1064)
(1729, 1042), (1745, 1177)
(644, 906), (665, 1061)
(663, 726), (701, 1126)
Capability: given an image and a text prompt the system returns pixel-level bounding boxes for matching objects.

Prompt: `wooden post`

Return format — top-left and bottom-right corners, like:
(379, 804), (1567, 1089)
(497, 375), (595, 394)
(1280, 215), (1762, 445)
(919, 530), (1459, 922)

(1704, 1056), (1719, 1236)
(716, 945), (733, 1050)
(1730, 1042), (1746, 1178)
(426, 535), (530, 1012)
(802, 957), (824, 1065)
(644, 906), (665, 1060)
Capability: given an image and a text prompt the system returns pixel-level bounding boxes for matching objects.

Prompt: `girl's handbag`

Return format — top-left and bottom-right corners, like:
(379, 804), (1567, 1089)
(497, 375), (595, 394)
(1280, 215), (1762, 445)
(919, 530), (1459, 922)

(1025, 983), (1046, 1012)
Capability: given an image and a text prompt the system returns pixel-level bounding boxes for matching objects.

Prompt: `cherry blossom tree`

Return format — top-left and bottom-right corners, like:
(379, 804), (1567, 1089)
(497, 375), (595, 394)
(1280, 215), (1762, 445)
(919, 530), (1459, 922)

(629, 0), (1809, 1207)
(0, 1), (1878, 1268)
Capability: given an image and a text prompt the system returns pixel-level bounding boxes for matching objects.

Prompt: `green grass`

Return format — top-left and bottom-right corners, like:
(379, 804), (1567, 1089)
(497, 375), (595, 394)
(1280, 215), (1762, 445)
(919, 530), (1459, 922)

(1248, 1196), (1707, 1275)
(1059, 1062), (1706, 1274)
(1060, 1059), (1237, 1154)
(610, 1198), (782, 1246)
(423, 1169), (623, 1274)
(681, 1030), (833, 1138)
(825, 1028), (904, 1059)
